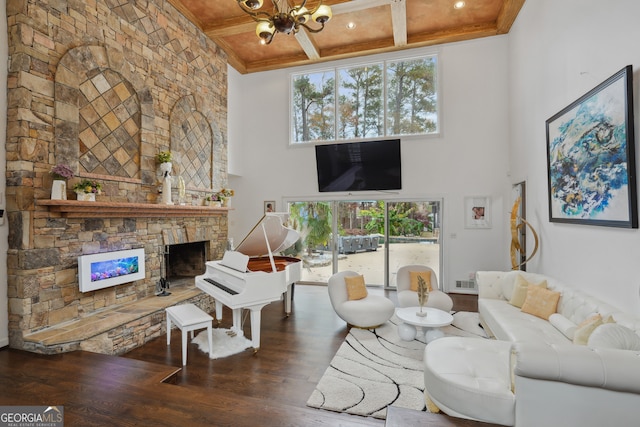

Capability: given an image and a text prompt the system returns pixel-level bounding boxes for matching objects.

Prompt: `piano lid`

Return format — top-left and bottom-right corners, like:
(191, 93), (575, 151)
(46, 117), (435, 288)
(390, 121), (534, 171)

(234, 213), (300, 257)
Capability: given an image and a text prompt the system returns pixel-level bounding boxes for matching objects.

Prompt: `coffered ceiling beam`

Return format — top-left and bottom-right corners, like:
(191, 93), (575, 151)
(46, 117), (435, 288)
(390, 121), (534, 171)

(296, 27), (321, 60)
(390, 0), (407, 47)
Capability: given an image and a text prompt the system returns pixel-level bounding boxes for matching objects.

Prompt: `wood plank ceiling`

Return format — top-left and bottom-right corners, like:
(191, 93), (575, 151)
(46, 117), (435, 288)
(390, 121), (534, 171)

(168, 0), (526, 74)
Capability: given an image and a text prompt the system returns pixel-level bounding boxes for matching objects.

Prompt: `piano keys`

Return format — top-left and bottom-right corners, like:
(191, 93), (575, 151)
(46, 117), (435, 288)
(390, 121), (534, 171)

(195, 213), (301, 352)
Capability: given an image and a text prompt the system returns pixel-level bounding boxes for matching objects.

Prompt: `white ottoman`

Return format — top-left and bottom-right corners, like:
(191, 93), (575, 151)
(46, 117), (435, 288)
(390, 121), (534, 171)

(423, 337), (515, 426)
(166, 303), (213, 366)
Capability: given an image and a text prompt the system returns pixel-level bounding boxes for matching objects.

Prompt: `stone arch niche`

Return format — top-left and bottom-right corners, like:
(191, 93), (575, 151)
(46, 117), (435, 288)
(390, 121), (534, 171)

(54, 45), (152, 181)
(170, 95), (225, 191)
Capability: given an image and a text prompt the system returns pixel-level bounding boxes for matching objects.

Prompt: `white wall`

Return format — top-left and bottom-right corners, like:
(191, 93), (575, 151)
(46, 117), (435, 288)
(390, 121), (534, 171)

(228, 37), (512, 291)
(0, 0), (9, 347)
(508, 0), (640, 313)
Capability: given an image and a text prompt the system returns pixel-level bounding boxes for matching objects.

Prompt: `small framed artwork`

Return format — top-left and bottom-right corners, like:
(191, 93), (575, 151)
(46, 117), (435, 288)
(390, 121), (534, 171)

(264, 201), (275, 213)
(465, 196), (491, 229)
(546, 65), (637, 228)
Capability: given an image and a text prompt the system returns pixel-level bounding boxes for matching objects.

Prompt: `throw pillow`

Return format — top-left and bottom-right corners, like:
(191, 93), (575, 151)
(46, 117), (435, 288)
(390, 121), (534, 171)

(520, 285), (560, 320)
(409, 270), (433, 292)
(573, 314), (604, 345)
(345, 275), (368, 300)
(509, 275), (548, 308)
(549, 313), (578, 340)
(499, 272), (518, 301)
(587, 323), (640, 351)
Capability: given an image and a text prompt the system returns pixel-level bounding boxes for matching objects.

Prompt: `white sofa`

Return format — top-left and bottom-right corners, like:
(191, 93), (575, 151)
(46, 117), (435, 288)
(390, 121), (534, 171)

(423, 270), (640, 426)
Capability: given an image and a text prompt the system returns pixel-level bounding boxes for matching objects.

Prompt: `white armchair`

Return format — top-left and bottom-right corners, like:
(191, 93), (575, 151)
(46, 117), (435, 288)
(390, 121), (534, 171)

(396, 265), (453, 312)
(328, 271), (395, 329)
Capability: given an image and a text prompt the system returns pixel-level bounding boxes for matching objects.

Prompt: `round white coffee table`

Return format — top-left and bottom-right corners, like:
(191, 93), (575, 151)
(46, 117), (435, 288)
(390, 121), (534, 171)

(396, 307), (454, 342)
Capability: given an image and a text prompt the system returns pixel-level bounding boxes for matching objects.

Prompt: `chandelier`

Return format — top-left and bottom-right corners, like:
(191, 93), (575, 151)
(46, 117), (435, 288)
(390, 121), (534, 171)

(236, 0), (333, 45)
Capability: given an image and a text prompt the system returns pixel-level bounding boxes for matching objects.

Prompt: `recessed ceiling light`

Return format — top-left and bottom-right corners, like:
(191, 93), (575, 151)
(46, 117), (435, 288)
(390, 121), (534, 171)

(454, 1), (466, 9)
(346, 22), (356, 30)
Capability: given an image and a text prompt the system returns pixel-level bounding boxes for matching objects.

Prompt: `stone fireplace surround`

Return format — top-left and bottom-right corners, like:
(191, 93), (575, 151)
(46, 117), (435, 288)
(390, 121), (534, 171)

(19, 204), (227, 355)
(6, 0), (229, 355)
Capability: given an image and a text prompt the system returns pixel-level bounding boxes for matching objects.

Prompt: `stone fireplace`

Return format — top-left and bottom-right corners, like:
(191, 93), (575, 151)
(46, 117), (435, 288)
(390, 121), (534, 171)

(6, 0), (230, 355)
(165, 242), (207, 282)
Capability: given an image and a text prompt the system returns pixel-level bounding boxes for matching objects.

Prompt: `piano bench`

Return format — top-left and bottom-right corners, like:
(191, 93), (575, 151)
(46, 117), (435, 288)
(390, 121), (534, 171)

(166, 303), (214, 366)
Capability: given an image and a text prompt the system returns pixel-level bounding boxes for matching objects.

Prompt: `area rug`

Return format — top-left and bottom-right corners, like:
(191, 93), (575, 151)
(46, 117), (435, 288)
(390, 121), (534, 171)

(306, 311), (488, 419)
(192, 328), (253, 359)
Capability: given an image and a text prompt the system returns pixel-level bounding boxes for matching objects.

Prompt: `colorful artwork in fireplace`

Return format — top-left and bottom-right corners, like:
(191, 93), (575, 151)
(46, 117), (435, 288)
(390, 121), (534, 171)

(91, 256), (139, 282)
(79, 249), (146, 292)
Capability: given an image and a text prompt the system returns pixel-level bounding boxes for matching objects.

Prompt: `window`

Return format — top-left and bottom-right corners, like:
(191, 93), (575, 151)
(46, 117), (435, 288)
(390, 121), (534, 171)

(291, 54), (438, 144)
(291, 71), (335, 143)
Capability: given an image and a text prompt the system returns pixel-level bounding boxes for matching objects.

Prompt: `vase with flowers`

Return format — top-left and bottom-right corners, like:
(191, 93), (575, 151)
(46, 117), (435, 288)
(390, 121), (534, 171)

(50, 164), (74, 200)
(156, 151), (173, 204)
(73, 179), (102, 202)
(156, 150), (172, 173)
(215, 188), (235, 207)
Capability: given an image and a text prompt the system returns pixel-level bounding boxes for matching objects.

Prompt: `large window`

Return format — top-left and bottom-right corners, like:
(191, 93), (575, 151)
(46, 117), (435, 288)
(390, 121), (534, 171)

(291, 54), (438, 144)
(286, 199), (442, 288)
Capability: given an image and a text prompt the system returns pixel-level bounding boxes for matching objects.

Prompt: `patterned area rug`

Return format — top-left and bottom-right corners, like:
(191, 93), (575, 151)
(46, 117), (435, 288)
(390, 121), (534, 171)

(306, 312), (488, 419)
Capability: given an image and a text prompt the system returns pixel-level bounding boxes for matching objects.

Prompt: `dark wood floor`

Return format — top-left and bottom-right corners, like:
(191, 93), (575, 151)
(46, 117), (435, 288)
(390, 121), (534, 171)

(0, 286), (482, 426)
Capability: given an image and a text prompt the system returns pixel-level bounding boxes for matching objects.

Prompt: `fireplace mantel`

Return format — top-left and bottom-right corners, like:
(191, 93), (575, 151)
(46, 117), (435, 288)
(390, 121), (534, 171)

(38, 200), (230, 218)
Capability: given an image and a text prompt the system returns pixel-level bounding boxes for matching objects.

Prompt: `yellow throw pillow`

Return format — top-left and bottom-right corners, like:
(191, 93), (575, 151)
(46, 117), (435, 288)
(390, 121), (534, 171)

(409, 271), (433, 292)
(520, 285), (560, 320)
(345, 275), (368, 300)
(509, 275), (548, 308)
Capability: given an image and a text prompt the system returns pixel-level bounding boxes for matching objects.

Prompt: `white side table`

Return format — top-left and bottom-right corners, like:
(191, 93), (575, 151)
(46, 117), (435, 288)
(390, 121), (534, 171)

(396, 306), (453, 342)
(166, 303), (213, 366)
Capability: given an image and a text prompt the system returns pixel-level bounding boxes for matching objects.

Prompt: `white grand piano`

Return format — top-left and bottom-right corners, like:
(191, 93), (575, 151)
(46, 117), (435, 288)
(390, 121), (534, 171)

(195, 213), (301, 352)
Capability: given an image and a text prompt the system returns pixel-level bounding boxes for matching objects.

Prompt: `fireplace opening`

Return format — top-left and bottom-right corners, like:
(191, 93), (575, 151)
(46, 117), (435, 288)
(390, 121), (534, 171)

(164, 241), (207, 281)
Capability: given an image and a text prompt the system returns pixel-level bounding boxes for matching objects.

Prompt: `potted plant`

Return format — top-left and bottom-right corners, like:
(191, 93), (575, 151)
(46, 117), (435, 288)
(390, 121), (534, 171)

(50, 164), (74, 200)
(215, 188), (235, 207)
(205, 193), (222, 207)
(156, 150), (172, 164)
(156, 151), (172, 175)
(73, 179), (102, 202)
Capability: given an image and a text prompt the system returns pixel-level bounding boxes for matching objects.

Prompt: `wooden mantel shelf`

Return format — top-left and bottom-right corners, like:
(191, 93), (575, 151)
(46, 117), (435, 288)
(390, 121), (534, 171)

(37, 199), (230, 218)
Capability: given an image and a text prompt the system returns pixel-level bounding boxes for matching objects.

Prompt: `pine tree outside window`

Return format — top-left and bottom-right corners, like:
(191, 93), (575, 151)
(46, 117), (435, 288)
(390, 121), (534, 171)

(290, 54), (439, 144)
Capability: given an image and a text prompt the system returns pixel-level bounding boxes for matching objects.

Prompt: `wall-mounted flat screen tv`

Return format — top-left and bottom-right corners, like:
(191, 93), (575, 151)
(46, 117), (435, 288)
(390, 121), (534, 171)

(315, 139), (402, 192)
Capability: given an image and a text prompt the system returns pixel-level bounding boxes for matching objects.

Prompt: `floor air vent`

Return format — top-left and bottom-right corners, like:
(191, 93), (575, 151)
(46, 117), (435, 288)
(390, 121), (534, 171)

(455, 279), (477, 290)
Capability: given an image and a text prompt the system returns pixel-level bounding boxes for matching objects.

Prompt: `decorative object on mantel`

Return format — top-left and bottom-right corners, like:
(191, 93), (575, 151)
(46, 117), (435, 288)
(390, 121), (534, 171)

(157, 151), (173, 205)
(50, 164), (74, 200)
(236, 0), (332, 45)
(177, 176), (186, 205)
(214, 188), (234, 207)
(156, 150), (172, 165)
(73, 179), (102, 202)
(205, 192), (223, 207)
(205, 196), (222, 207)
(416, 275), (430, 317)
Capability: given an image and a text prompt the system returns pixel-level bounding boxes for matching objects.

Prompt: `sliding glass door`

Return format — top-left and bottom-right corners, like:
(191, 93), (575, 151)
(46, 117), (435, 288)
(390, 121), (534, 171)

(386, 201), (441, 288)
(286, 199), (441, 287)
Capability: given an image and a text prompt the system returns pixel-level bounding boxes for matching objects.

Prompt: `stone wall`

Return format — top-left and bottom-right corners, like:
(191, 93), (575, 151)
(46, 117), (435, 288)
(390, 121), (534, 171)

(5, 0), (229, 352)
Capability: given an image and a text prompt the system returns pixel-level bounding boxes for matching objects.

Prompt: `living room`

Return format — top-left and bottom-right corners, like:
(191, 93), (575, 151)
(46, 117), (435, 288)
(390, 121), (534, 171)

(226, 0), (640, 318)
(2, 0), (640, 425)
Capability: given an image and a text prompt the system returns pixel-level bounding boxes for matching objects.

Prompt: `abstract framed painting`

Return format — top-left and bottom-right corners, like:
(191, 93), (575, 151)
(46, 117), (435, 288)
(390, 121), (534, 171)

(546, 65), (637, 228)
